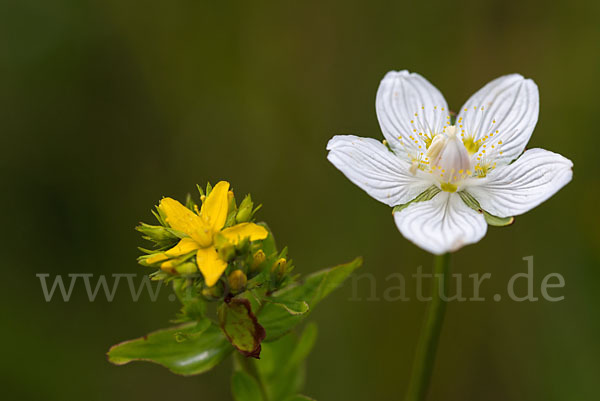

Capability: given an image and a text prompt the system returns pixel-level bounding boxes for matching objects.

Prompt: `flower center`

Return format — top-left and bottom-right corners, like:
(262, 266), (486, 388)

(425, 125), (472, 191)
(194, 215), (215, 248)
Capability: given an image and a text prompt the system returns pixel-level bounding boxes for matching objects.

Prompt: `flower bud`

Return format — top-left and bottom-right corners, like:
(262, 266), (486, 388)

(175, 262), (198, 275)
(235, 195), (254, 223)
(271, 258), (287, 279)
(136, 223), (178, 244)
(228, 190), (235, 208)
(251, 250), (266, 272)
(228, 270), (247, 293)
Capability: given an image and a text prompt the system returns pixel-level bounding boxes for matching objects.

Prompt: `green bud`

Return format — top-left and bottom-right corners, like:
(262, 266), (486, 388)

(136, 223), (178, 244)
(152, 206), (168, 226)
(228, 190), (237, 214)
(175, 262), (198, 275)
(235, 195), (254, 223)
(228, 270), (247, 293)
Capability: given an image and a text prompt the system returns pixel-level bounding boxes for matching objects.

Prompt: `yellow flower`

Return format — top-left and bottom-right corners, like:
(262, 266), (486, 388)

(145, 181), (268, 286)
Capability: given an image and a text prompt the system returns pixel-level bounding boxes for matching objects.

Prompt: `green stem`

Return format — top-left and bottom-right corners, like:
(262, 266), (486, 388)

(404, 253), (451, 401)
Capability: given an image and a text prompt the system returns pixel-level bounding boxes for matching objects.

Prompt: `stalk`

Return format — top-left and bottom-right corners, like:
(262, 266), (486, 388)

(404, 253), (451, 401)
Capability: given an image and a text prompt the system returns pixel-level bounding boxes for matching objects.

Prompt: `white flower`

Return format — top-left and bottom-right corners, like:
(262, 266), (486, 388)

(327, 71), (572, 254)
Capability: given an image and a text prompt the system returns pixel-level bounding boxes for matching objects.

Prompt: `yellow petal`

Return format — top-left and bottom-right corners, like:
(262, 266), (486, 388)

(166, 237), (200, 256)
(159, 197), (210, 245)
(196, 246), (228, 287)
(145, 238), (200, 265)
(160, 260), (178, 273)
(200, 181), (230, 232)
(220, 223), (268, 245)
(145, 253), (169, 265)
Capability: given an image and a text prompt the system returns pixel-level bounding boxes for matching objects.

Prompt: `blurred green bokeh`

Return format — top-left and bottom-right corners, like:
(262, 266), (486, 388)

(2, 0), (598, 400)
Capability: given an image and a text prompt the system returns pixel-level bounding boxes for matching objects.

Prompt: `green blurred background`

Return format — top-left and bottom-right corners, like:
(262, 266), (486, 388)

(2, 0), (598, 400)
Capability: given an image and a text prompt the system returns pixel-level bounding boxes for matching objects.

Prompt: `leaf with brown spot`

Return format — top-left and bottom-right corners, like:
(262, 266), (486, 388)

(218, 298), (266, 358)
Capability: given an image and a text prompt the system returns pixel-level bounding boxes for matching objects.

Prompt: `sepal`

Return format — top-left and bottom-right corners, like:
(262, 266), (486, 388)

(392, 186), (441, 213)
(458, 191), (515, 226)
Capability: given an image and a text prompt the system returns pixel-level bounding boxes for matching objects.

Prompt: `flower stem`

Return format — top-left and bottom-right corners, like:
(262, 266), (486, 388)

(404, 253), (451, 401)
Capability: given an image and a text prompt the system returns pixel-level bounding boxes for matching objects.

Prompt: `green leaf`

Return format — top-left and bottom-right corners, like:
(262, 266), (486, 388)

(256, 323), (317, 378)
(264, 299), (309, 316)
(286, 322), (317, 369)
(458, 191), (514, 226)
(174, 319), (211, 342)
(392, 186), (441, 213)
(218, 298), (266, 358)
(253, 324), (316, 401)
(231, 371), (264, 401)
(254, 335), (298, 390)
(107, 323), (232, 376)
(258, 257), (362, 341)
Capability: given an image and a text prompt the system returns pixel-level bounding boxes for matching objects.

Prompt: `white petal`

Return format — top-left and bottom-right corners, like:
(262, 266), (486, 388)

(457, 74), (539, 165)
(465, 148), (572, 217)
(376, 70), (450, 159)
(393, 192), (487, 255)
(327, 135), (433, 207)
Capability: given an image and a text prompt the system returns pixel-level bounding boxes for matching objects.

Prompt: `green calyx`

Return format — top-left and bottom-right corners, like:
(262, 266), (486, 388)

(458, 191), (515, 226)
(393, 186), (441, 214)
